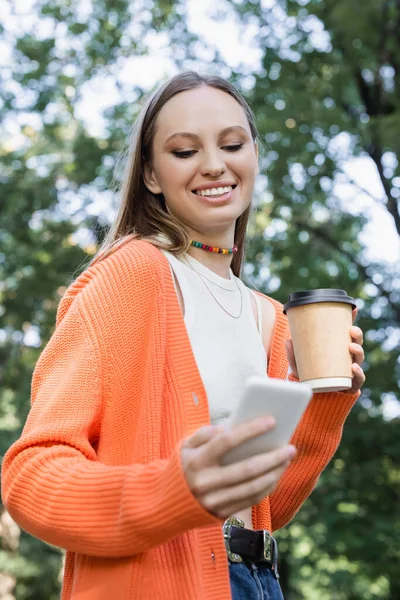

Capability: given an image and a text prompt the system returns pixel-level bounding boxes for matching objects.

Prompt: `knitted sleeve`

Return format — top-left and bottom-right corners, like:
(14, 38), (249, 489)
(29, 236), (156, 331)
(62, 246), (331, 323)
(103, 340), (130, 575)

(1, 251), (220, 557)
(269, 378), (360, 532)
(265, 298), (360, 532)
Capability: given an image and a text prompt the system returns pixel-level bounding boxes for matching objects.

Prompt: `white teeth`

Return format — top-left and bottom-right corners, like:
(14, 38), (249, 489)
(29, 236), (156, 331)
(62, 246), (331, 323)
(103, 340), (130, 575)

(196, 185), (233, 197)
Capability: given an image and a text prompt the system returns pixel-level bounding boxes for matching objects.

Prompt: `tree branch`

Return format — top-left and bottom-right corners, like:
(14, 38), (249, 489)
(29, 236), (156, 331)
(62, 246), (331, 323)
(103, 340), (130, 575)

(337, 171), (385, 204)
(293, 218), (400, 322)
(354, 68), (379, 117)
(366, 140), (400, 236)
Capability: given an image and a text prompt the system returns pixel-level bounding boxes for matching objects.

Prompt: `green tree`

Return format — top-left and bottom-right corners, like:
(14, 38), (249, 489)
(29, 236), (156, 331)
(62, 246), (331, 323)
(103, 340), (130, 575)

(1, 0), (399, 598)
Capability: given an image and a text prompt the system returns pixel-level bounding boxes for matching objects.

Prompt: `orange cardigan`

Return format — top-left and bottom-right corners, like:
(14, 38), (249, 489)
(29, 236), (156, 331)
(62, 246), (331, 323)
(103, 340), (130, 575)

(2, 240), (359, 600)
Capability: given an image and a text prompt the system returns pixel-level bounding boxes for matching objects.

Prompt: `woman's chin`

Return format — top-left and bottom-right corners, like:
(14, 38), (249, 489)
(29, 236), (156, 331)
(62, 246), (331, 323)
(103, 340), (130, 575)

(190, 207), (247, 233)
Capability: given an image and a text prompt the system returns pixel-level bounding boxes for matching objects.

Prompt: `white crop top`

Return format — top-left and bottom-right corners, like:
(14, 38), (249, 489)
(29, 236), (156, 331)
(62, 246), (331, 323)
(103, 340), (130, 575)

(162, 250), (268, 426)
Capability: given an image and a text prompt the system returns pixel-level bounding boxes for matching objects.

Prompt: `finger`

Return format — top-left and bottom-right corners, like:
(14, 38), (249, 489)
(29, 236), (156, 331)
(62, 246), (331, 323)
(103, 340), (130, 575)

(285, 340), (299, 379)
(184, 425), (222, 449)
(349, 342), (365, 365)
(343, 363), (366, 394)
(352, 307), (358, 324)
(350, 363), (366, 393)
(204, 460), (291, 518)
(193, 445), (296, 496)
(203, 462), (290, 518)
(350, 325), (363, 345)
(221, 445), (297, 487)
(195, 417), (276, 468)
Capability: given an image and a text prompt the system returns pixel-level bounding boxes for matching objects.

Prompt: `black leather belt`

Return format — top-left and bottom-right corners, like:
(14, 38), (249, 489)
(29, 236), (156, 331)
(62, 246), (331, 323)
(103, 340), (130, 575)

(222, 517), (277, 567)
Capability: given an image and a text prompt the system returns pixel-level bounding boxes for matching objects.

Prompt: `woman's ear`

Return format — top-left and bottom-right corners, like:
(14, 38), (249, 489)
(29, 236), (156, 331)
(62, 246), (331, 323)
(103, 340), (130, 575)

(143, 162), (162, 194)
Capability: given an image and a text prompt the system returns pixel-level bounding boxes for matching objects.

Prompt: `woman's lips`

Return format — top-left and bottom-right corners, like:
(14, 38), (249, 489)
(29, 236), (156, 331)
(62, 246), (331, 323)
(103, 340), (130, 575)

(191, 187), (236, 205)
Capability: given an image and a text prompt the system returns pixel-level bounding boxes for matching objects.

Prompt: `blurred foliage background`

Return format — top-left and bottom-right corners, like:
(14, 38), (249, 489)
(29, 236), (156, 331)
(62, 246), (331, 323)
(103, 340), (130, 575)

(0, 0), (399, 598)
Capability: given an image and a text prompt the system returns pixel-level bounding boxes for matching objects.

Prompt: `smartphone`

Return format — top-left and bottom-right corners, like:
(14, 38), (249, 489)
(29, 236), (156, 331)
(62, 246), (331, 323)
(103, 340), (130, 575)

(220, 375), (313, 466)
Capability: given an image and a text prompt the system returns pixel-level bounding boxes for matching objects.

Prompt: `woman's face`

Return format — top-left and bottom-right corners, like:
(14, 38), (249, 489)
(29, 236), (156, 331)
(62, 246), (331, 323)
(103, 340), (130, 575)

(144, 86), (258, 238)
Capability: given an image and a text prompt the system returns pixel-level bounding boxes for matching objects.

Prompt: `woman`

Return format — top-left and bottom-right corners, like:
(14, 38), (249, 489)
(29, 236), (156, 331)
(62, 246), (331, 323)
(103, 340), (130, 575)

(1, 71), (365, 600)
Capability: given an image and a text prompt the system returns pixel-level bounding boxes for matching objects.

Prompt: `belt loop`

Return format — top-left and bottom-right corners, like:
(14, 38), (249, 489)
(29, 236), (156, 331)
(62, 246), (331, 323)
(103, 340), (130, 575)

(272, 536), (279, 579)
(262, 530), (273, 562)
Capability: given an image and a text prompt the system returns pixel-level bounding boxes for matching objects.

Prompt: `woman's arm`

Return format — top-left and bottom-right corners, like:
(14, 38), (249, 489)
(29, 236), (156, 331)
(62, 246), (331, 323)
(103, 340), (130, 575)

(258, 294), (362, 532)
(268, 384), (360, 531)
(1, 252), (220, 558)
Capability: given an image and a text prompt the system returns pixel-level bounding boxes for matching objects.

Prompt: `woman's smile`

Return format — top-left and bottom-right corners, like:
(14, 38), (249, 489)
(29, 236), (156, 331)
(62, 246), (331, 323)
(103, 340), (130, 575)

(191, 182), (238, 205)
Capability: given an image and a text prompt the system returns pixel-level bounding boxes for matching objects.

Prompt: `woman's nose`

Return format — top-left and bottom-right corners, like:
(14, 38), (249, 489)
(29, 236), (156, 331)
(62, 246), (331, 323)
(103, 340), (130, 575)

(199, 149), (226, 177)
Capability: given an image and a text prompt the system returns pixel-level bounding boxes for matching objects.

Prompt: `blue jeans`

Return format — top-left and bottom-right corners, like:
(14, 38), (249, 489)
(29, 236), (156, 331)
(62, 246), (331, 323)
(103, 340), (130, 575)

(229, 561), (284, 600)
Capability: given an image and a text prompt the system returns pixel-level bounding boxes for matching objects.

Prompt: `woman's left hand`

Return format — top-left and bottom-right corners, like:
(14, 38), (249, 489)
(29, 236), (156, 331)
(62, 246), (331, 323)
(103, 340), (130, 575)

(285, 307), (366, 394)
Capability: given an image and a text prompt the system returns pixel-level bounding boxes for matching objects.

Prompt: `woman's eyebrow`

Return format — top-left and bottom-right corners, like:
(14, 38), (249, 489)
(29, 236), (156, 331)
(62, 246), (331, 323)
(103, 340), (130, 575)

(218, 125), (248, 138)
(164, 132), (199, 145)
(163, 125), (249, 146)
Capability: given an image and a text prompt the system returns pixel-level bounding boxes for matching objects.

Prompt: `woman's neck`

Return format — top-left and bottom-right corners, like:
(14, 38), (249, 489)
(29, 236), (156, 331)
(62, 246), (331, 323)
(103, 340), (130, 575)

(186, 232), (235, 279)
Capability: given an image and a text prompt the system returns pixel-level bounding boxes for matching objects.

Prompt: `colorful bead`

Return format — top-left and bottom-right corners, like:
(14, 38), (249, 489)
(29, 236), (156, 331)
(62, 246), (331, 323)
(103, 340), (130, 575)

(190, 240), (238, 255)
(190, 240), (238, 254)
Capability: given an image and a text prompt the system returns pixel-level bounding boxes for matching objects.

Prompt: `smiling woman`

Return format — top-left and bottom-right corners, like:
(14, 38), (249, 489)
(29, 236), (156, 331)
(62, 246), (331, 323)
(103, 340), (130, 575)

(1, 71), (365, 600)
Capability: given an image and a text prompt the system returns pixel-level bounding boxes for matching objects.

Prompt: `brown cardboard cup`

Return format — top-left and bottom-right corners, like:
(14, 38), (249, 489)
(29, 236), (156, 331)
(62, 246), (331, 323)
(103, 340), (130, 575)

(283, 289), (356, 393)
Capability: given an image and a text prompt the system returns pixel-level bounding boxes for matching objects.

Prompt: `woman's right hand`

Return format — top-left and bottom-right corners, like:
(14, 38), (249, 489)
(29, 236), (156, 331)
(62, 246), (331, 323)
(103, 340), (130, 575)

(181, 417), (296, 519)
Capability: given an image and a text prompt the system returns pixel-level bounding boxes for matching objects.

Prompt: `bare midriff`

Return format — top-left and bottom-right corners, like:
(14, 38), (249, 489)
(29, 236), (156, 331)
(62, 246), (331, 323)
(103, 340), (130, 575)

(232, 507), (253, 529)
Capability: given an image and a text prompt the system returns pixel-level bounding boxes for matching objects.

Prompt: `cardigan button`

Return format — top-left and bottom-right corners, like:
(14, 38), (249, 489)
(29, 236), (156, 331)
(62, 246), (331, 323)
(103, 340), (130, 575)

(192, 392), (199, 406)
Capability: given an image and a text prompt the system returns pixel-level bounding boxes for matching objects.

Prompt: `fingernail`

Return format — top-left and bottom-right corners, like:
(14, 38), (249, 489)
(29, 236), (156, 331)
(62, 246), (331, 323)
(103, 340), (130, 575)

(287, 445), (297, 459)
(262, 416), (275, 428)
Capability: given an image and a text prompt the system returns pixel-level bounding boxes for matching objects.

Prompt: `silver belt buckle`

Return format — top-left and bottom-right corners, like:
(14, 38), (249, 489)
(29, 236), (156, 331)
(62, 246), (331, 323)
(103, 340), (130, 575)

(263, 530), (273, 562)
(222, 517), (244, 563)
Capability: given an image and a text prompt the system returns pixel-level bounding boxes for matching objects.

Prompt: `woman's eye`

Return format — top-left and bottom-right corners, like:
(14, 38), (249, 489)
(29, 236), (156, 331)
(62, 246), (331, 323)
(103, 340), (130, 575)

(223, 144), (243, 152)
(172, 144), (243, 158)
(172, 150), (196, 159)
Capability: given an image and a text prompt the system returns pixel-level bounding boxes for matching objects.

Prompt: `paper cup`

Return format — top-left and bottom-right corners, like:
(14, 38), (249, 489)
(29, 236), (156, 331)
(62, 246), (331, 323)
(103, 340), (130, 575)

(283, 289), (356, 393)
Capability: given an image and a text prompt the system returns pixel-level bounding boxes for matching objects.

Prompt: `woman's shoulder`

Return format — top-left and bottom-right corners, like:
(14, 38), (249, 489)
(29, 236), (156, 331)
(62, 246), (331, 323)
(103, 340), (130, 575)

(256, 292), (289, 337)
(254, 292), (278, 355)
(247, 289), (285, 324)
(56, 239), (165, 327)
(248, 287), (290, 353)
(103, 237), (164, 271)
(253, 291), (283, 314)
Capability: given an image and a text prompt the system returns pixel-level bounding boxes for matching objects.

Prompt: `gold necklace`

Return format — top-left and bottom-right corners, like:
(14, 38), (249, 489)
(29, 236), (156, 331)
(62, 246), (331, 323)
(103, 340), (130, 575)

(181, 255), (243, 319)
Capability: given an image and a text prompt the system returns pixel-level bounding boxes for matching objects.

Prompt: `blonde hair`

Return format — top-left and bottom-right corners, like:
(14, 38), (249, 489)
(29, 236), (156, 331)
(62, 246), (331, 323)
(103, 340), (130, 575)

(89, 71), (259, 277)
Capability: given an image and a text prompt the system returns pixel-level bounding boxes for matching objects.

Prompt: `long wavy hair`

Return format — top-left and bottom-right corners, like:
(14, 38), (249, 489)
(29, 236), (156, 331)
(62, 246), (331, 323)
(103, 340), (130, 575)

(89, 71), (259, 276)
